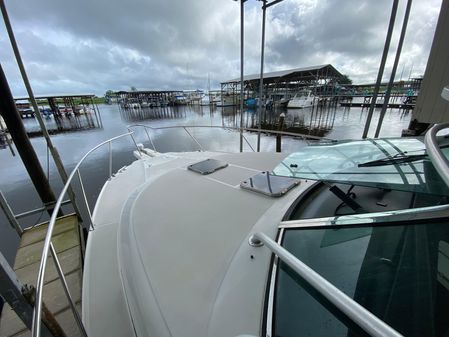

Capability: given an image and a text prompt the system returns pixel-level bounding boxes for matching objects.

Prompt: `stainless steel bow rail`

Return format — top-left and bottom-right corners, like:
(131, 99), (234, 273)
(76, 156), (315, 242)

(31, 132), (139, 337)
(28, 125), (325, 337)
(127, 124), (329, 153)
(248, 232), (404, 337)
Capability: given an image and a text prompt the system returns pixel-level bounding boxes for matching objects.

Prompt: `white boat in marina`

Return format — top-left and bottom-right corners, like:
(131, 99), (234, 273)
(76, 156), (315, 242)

(287, 90), (315, 108)
(21, 0), (449, 334)
(30, 108), (449, 337)
(200, 93), (211, 105)
(185, 90), (204, 104)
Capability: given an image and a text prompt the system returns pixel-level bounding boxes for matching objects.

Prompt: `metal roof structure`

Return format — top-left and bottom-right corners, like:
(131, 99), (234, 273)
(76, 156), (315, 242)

(222, 64), (345, 85)
(14, 94), (96, 101)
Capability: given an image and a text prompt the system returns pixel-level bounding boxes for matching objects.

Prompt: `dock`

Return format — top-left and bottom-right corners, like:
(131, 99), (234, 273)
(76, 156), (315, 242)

(13, 94), (103, 137)
(0, 214), (84, 337)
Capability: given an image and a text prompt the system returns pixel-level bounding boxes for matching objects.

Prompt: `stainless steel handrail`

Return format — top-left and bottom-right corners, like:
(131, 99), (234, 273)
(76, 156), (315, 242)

(424, 123), (449, 188)
(32, 132), (137, 337)
(248, 232), (403, 337)
(127, 124), (328, 152)
(128, 124), (257, 152)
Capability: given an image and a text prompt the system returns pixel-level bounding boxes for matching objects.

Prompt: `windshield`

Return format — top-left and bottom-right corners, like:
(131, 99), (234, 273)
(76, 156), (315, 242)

(273, 137), (449, 196)
(274, 219), (449, 337)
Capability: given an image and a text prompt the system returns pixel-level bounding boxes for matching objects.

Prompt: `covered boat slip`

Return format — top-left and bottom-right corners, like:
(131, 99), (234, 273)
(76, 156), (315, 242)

(0, 214), (84, 337)
(83, 150), (317, 337)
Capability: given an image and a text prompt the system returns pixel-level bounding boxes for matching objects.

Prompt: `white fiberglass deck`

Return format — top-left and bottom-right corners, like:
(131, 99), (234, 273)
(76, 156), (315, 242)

(82, 150), (314, 337)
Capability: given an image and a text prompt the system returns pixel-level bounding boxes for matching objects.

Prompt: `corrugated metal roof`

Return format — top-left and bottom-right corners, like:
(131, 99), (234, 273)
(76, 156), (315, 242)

(222, 64), (343, 84)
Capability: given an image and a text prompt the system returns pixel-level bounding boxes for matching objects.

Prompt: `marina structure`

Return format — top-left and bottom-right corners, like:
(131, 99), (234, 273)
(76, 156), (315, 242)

(11, 94), (103, 136)
(2, 0), (449, 336)
(221, 64), (347, 107)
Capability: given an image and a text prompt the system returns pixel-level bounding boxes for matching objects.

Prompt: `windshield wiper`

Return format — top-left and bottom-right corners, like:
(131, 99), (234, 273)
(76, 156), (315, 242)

(358, 153), (427, 167)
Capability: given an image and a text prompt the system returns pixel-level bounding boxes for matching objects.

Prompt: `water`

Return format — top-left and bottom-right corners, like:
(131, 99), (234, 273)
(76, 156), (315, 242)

(0, 103), (411, 263)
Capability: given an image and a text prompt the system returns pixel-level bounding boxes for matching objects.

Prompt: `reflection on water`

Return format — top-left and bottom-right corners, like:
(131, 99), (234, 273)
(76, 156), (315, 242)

(0, 103), (411, 263)
(119, 105), (187, 122)
(22, 111), (101, 136)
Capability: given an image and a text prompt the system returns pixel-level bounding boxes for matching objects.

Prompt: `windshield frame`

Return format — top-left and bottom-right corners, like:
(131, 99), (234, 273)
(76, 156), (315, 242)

(264, 203), (449, 336)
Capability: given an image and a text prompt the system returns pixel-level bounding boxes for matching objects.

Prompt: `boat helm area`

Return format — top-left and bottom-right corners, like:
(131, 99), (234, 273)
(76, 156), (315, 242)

(172, 130), (449, 337)
(262, 134), (449, 337)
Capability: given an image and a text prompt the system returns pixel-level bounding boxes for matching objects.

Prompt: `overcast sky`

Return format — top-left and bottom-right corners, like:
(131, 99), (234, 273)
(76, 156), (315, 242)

(0, 0), (442, 96)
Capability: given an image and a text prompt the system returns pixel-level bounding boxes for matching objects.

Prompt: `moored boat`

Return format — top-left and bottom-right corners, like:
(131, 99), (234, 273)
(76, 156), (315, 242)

(287, 90), (315, 108)
(30, 116), (449, 337)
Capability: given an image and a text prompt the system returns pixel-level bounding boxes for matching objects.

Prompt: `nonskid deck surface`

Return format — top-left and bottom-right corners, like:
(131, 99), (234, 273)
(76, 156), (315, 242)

(0, 214), (83, 337)
(83, 151), (313, 337)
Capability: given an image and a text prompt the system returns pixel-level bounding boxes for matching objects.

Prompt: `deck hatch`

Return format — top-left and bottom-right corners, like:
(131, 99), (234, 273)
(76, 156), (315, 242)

(187, 158), (228, 175)
(240, 171), (300, 197)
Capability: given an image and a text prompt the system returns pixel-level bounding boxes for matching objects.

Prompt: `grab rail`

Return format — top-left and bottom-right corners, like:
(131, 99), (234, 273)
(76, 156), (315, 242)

(248, 232), (403, 337)
(424, 123), (449, 188)
(31, 125), (327, 337)
(31, 132), (138, 337)
(127, 124), (328, 153)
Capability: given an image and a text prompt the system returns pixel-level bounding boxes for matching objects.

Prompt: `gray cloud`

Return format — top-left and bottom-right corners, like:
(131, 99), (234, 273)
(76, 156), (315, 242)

(0, 0), (441, 96)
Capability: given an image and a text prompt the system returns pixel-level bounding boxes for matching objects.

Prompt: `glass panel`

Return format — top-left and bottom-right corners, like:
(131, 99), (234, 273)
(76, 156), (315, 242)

(187, 158), (228, 175)
(240, 171), (300, 197)
(274, 221), (449, 337)
(273, 137), (449, 196)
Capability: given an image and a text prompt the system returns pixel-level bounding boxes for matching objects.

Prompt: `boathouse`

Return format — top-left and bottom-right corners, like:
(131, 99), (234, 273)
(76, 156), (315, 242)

(221, 64), (347, 104)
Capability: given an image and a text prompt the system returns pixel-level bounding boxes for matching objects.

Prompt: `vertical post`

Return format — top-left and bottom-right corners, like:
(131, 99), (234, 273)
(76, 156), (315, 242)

(0, 64), (58, 216)
(239, 0), (245, 152)
(0, 1), (83, 220)
(108, 141), (113, 178)
(257, 0), (267, 152)
(375, 0), (412, 138)
(276, 113), (285, 152)
(362, 0), (399, 138)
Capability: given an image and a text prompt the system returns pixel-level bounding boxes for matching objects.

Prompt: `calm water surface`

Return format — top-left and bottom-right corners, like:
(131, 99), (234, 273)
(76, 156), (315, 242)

(0, 103), (411, 263)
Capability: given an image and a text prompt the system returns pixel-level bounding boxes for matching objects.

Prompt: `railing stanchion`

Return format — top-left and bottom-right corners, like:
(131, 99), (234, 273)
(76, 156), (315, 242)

(77, 169), (93, 230)
(49, 243), (88, 337)
(242, 135), (255, 152)
(144, 127), (156, 151)
(108, 141), (112, 178)
(183, 127), (204, 151)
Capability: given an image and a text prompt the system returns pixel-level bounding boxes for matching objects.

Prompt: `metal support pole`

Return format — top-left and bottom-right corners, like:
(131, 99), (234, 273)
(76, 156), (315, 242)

(0, 64), (58, 216)
(0, 1), (83, 221)
(361, 0), (399, 139)
(257, 0), (267, 152)
(0, 189), (23, 236)
(239, 0), (245, 152)
(375, 0), (412, 138)
(0, 252), (54, 337)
